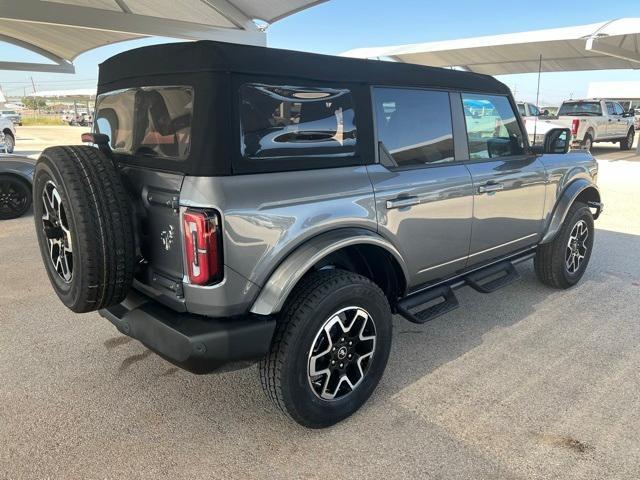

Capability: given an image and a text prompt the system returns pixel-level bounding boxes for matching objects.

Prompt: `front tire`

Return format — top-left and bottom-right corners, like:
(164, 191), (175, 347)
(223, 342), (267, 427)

(534, 201), (594, 289)
(259, 269), (392, 428)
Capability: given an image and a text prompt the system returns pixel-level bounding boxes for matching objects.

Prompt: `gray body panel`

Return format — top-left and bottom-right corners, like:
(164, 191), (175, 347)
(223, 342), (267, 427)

(176, 150), (598, 317)
(465, 155), (547, 263)
(365, 163), (474, 286)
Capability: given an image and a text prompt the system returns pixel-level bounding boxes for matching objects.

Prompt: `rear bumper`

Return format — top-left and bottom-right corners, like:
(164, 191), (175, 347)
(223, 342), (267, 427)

(99, 290), (276, 374)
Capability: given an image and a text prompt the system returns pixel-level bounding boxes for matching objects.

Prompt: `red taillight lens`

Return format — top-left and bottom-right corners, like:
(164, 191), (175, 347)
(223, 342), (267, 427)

(183, 209), (222, 285)
(571, 118), (580, 135)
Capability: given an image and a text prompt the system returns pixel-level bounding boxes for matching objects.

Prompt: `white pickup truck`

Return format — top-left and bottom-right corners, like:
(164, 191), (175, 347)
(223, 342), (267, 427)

(0, 116), (16, 153)
(517, 102), (566, 145)
(554, 99), (636, 151)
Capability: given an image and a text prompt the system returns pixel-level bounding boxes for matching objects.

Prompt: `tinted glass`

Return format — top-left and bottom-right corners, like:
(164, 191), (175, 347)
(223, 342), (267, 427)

(606, 102), (616, 115)
(239, 84), (356, 160)
(529, 104), (541, 116)
(558, 102), (602, 116)
(373, 88), (454, 167)
(462, 93), (524, 159)
(95, 86), (193, 160)
(517, 104), (526, 116)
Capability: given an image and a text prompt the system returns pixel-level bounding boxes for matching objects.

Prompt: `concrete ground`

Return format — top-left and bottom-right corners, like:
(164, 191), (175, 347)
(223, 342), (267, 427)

(1, 127), (640, 479)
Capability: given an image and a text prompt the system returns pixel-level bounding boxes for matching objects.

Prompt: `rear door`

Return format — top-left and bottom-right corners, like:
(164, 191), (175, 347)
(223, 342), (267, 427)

(459, 92), (547, 265)
(367, 87), (474, 287)
(95, 85), (194, 301)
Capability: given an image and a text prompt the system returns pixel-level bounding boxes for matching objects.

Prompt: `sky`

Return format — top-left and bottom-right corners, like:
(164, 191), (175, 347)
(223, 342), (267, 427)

(1, 0), (639, 105)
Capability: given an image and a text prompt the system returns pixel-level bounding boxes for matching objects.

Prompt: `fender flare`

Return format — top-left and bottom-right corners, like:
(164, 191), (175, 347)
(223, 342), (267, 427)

(249, 228), (409, 316)
(540, 179), (601, 244)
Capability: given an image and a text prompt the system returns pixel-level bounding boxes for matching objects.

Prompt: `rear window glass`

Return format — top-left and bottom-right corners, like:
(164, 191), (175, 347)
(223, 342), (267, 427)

(94, 86), (193, 159)
(558, 102), (602, 116)
(239, 83), (356, 160)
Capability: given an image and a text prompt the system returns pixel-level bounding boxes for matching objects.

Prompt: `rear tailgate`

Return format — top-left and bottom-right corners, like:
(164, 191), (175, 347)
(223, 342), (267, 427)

(122, 165), (186, 305)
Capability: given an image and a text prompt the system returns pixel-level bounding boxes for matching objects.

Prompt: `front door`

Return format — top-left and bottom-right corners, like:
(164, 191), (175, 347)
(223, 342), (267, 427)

(460, 93), (547, 265)
(368, 87), (474, 288)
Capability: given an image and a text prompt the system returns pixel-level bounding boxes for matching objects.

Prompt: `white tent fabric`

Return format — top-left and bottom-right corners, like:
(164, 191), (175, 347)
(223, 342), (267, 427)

(0, 0), (326, 73)
(342, 18), (640, 75)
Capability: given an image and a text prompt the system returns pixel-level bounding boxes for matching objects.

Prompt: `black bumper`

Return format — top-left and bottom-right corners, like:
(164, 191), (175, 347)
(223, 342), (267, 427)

(99, 290), (276, 374)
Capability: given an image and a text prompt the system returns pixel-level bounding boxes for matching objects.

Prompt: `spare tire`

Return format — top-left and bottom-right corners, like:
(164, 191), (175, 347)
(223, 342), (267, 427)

(33, 146), (136, 312)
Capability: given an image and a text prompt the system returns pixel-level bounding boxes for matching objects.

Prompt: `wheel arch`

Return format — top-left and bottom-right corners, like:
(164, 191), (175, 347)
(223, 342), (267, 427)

(540, 179), (601, 244)
(250, 228), (409, 316)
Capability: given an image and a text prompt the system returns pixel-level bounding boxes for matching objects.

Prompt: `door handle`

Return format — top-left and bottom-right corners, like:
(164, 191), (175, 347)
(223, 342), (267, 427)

(386, 196), (420, 209)
(478, 182), (504, 194)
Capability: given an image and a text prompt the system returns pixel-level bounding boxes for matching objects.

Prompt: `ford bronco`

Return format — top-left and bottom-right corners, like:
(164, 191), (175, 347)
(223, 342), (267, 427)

(32, 41), (602, 428)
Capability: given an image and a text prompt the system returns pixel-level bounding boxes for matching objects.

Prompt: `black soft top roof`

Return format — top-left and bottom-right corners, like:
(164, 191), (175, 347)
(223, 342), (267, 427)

(98, 40), (509, 95)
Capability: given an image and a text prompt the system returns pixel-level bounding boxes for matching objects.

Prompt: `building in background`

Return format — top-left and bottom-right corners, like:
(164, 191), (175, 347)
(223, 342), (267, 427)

(587, 81), (640, 112)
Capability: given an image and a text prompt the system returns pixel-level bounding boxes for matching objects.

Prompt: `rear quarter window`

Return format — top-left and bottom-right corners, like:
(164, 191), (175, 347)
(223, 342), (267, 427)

(238, 83), (358, 171)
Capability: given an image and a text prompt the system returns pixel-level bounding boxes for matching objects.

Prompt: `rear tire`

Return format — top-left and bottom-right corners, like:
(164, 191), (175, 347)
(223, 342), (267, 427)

(534, 201), (594, 289)
(620, 128), (635, 150)
(582, 133), (593, 151)
(33, 146), (136, 312)
(259, 269), (392, 428)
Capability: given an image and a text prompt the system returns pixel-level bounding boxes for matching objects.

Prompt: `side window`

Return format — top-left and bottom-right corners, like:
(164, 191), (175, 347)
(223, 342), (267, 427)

(372, 87), (454, 168)
(614, 103), (625, 116)
(529, 104), (541, 117)
(462, 93), (525, 159)
(239, 84), (356, 160)
(517, 104), (526, 116)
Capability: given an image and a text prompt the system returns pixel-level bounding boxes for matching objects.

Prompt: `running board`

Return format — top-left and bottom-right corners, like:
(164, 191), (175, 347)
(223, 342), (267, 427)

(396, 256), (528, 325)
(396, 285), (459, 324)
(465, 261), (520, 293)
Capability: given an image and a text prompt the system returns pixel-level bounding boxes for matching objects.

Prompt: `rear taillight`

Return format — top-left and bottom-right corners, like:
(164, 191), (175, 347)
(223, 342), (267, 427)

(183, 209), (223, 285)
(571, 118), (580, 136)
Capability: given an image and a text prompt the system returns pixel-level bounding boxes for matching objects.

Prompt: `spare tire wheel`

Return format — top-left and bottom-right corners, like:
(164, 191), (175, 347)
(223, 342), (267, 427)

(33, 146), (136, 312)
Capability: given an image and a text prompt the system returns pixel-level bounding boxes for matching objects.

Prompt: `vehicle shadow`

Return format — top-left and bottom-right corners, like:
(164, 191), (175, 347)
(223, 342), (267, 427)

(590, 143), (640, 162)
(123, 227), (639, 434)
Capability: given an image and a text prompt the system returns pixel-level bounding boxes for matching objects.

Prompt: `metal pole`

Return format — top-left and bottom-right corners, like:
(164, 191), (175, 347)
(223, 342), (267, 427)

(532, 54), (543, 145)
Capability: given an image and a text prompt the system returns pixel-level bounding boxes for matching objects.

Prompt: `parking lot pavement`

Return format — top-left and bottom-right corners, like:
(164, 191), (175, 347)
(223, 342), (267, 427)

(1, 141), (640, 479)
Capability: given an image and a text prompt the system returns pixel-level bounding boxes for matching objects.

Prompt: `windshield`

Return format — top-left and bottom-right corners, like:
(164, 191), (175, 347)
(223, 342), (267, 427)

(94, 86), (193, 160)
(558, 102), (602, 116)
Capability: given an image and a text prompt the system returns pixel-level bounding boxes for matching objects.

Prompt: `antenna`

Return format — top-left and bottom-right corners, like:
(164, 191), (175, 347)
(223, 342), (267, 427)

(532, 54), (543, 146)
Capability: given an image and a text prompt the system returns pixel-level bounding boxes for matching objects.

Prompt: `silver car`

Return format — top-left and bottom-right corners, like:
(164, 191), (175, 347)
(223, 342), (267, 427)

(32, 41), (602, 428)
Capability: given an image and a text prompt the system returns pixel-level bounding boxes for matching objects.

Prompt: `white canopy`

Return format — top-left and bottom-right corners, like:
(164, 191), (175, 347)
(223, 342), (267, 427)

(0, 0), (326, 73)
(342, 18), (640, 75)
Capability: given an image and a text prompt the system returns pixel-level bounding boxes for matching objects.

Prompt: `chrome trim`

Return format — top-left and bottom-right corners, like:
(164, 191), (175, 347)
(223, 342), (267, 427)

(417, 255), (467, 274)
(468, 233), (538, 259)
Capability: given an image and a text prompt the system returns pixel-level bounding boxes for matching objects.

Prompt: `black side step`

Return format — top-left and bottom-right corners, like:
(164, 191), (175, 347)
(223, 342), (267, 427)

(465, 261), (520, 293)
(396, 285), (459, 324)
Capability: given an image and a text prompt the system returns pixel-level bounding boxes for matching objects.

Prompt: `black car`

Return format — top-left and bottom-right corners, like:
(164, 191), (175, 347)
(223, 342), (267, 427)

(0, 159), (33, 220)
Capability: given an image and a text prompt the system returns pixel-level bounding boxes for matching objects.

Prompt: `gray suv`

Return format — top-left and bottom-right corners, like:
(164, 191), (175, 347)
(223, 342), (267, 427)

(32, 41), (602, 428)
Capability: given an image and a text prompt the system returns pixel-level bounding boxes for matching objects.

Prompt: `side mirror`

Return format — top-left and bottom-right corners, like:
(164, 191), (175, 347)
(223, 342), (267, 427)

(542, 128), (571, 154)
(627, 108), (636, 117)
